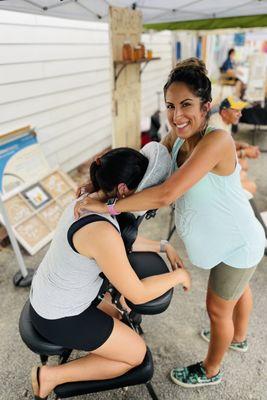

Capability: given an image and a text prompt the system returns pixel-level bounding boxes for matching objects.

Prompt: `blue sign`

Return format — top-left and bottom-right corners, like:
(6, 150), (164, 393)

(234, 33), (245, 46)
(0, 132), (37, 193)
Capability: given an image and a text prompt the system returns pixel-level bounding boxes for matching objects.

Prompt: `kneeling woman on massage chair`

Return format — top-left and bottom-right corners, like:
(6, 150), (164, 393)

(29, 142), (191, 399)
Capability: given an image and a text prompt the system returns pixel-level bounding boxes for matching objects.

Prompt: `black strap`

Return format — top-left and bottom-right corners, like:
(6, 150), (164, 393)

(67, 214), (120, 253)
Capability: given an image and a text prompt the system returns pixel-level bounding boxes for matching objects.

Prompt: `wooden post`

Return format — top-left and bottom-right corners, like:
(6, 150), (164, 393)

(109, 6), (142, 149)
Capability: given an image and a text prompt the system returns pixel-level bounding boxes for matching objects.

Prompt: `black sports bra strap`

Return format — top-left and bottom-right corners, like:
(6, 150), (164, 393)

(67, 214), (120, 253)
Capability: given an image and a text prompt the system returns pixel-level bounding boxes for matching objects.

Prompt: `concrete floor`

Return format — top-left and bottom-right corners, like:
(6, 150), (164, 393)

(0, 126), (266, 400)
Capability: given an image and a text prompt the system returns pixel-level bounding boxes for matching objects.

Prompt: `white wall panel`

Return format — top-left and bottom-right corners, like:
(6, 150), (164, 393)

(41, 114), (112, 156)
(1, 81), (110, 124)
(0, 57), (109, 84)
(0, 25), (109, 44)
(1, 70), (110, 104)
(0, 9), (112, 171)
(59, 136), (112, 173)
(0, 92), (111, 137)
(0, 44), (108, 64)
(0, 10), (112, 171)
(141, 31), (173, 120)
(0, 10), (174, 171)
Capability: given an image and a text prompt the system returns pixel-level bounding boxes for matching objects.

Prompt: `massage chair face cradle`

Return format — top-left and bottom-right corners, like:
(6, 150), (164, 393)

(19, 210), (173, 399)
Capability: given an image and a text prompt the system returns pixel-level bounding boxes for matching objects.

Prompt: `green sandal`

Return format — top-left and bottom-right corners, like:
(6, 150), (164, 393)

(200, 329), (248, 352)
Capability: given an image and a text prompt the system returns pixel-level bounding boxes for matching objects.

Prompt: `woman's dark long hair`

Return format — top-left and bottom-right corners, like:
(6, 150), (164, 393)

(84, 148), (148, 196)
(164, 57), (212, 106)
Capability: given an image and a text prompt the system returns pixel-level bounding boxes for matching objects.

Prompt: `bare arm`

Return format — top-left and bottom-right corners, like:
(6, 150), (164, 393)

(74, 130), (233, 216)
(73, 222), (190, 304)
(107, 130), (233, 212)
(235, 140), (249, 150)
(132, 236), (162, 252)
(133, 235), (184, 269)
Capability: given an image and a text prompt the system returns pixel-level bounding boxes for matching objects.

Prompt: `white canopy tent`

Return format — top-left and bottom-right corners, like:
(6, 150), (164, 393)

(0, 0), (266, 23)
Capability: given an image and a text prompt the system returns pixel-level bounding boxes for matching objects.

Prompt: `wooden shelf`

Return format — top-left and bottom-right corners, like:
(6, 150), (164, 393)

(113, 57), (161, 87)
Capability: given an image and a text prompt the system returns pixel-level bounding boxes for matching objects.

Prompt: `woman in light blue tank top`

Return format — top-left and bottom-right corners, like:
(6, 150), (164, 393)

(76, 58), (265, 388)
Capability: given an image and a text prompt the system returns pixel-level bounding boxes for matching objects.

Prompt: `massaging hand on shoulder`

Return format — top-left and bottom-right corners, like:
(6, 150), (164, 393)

(74, 130), (235, 218)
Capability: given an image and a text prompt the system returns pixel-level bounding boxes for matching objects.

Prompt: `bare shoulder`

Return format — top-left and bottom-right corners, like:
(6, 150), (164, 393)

(198, 128), (234, 149)
(205, 128), (232, 140)
(73, 220), (121, 257)
(200, 129), (236, 174)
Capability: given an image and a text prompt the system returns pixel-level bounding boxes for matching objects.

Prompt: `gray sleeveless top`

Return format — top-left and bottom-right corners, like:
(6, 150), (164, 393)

(30, 200), (120, 319)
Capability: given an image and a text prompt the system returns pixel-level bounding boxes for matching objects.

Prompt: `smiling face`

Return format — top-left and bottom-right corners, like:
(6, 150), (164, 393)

(165, 82), (209, 140)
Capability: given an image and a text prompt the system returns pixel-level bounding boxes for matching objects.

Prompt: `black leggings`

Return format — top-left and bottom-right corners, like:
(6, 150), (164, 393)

(30, 301), (114, 352)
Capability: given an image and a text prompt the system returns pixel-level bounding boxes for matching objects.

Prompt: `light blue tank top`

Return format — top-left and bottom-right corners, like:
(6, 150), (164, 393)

(172, 127), (265, 269)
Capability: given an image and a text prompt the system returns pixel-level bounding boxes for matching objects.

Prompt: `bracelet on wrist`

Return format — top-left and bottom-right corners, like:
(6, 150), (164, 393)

(160, 239), (169, 253)
(106, 198), (121, 216)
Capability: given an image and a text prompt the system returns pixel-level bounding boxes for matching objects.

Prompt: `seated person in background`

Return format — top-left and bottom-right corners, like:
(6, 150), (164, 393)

(220, 49), (246, 98)
(220, 48), (236, 77)
(210, 97), (260, 195)
(29, 142), (190, 399)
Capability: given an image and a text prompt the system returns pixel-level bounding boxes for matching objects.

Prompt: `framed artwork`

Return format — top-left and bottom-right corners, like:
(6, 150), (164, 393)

(41, 172), (70, 198)
(57, 190), (76, 208)
(0, 168), (77, 255)
(22, 184), (51, 209)
(40, 202), (62, 230)
(4, 195), (32, 225)
(15, 216), (51, 249)
(0, 127), (79, 256)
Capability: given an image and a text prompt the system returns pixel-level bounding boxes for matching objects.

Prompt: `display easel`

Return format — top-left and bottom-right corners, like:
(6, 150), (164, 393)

(0, 126), (76, 287)
(0, 196), (34, 286)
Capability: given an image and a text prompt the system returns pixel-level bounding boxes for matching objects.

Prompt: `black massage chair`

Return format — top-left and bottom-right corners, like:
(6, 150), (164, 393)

(19, 211), (174, 399)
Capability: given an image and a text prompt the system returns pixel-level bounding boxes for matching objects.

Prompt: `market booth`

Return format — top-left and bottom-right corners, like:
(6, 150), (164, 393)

(0, 1), (266, 285)
(0, 2), (267, 399)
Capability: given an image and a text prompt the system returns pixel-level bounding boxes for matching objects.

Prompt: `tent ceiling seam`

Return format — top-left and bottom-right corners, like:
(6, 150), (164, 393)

(75, 0), (103, 19)
(44, 0), (75, 11)
(20, 0), (43, 11)
(214, 0), (256, 17)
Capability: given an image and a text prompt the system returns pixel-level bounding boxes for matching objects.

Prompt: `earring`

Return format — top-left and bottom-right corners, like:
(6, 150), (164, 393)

(122, 194), (126, 199)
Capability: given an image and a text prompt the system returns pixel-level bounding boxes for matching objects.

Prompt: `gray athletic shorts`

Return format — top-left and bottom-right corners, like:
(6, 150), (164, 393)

(208, 262), (257, 301)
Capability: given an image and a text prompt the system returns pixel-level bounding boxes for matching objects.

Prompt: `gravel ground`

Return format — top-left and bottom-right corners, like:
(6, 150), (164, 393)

(0, 126), (266, 400)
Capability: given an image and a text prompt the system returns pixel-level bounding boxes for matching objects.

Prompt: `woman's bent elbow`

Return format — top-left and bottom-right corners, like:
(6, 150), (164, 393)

(128, 294), (146, 305)
(127, 290), (148, 305)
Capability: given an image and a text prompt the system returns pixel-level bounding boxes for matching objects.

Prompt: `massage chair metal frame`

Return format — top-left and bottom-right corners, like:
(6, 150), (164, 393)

(19, 210), (174, 399)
